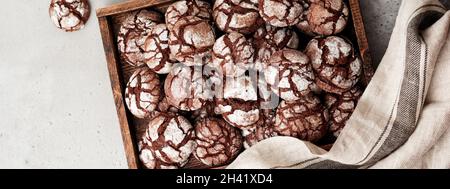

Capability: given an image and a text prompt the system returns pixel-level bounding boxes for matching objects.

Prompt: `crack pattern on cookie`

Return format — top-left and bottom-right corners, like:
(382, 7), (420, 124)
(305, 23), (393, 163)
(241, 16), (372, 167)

(258, 0), (303, 27)
(305, 36), (361, 94)
(49, 0), (90, 32)
(125, 67), (161, 119)
(164, 65), (211, 111)
(117, 10), (163, 67)
(213, 32), (255, 77)
(194, 117), (243, 167)
(165, 0), (212, 32)
(213, 0), (264, 34)
(324, 85), (362, 137)
(139, 112), (195, 169)
(215, 98), (261, 130)
(265, 49), (319, 101)
(252, 25), (299, 68)
(242, 110), (277, 148)
(169, 16), (216, 66)
(274, 95), (328, 142)
(300, 0), (349, 36)
(143, 24), (176, 74)
(213, 74), (262, 129)
(190, 101), (217, 121)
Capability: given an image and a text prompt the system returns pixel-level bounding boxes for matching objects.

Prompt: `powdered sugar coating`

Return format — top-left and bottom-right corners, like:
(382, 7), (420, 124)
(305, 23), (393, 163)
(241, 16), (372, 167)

(265, 49), (319, 101)
(252, 25), (299, 68)
(223, 75), (258, 101)
(164, 65), (211, 111)
(139, 112), (195, 169)
(165, 0), (212, 32)
(169, 16), (216, 66)
(258, 0), (303, 27)
(213, 32), (255, 77)
(300, 0), (349, 36)
(143, 24), (176, 74)
(213, 0), (264, 34)
(275, 95), (328, 142)
(242, 110), (277, 148)
(215, 98), (261, 130)
(324, 86), (362, 137)
(117, 10), (163, 67)
(305, 36), (361, 94)
(49, 0), (90, 32)
(194, 117), (243, 166)
(125, 67), (161, 119)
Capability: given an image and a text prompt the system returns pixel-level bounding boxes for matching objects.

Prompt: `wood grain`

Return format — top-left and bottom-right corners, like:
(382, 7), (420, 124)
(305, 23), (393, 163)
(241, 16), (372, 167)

(97, 0), (173, 17)
(98, 16), (139, 169)
(97, 0), (374, 169)
(349, 0), (375, 86)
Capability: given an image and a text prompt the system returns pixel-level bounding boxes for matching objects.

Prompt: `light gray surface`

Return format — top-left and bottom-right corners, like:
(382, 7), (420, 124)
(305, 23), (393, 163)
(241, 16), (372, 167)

(360, 0), (450, 66)
(0, 0), (447, 168)
(0, 0), (127, 168)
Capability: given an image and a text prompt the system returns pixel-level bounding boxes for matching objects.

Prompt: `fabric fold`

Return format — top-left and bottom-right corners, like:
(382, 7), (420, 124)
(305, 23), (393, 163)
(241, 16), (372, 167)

(228, 0), (450, 169)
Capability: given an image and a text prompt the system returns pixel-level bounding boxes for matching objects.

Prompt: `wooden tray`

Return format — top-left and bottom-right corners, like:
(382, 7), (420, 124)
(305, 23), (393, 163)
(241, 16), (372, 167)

(96, 0), (374, 169)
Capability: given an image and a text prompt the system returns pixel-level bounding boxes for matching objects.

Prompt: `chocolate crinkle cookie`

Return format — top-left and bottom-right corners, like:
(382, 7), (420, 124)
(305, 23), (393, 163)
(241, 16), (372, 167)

(169, 16), (216, 66)
(324, 85), (362, 137)
(213, 0), (264, 34)
(215, 98), (261, 130)
(165, 0), (212, 32)
(243, 124), (277, 149)
(215, 75), (262, 130)
(305, 36), (361, 94)
(258, 0), (303, 27)
(139, 112), (195, 169)
(157, 97), (180, 113)
(242, 110), (278, 149)
(125, 67), (161, 119)
(143, 24), (176, 74)
(49, 0), (90, 32)
(265, 49), (320, 102)
(194, 117), (243, 167)
(164, 65), (212, 111)
(297, 0), (349, 36)
(274, 95), (329, 142)
(212, 32), (255, 77)
(190, 101), (217, 121)
(252, 24), (299, 68)
(117, 10), (163, 67)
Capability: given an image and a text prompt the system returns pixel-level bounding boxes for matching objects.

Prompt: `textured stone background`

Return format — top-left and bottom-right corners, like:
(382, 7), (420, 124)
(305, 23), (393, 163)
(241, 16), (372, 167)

(0, 0), (448, 168)
(360, 0), (450, 66)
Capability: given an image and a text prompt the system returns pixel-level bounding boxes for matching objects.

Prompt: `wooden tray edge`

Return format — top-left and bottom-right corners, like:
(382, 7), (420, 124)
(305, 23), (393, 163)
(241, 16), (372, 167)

(349, 0), (375, 85)
(98, 16), (139, 169)
(97, 0), (375, 169)
(96, 0), (173, 18)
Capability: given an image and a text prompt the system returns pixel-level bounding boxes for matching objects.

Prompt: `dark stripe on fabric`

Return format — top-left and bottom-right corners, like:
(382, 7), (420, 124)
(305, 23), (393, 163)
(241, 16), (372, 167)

(362, 10), (444, 167)
(300, 9), (444, 169)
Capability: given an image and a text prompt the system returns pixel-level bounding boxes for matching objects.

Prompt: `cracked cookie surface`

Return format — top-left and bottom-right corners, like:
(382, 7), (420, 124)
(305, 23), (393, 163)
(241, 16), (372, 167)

(297, 0), (349, 36)
(165, 0), (212, 32)
(194, 117), (243, 166)
(212, 32), (255, 77)
(125, 67), (161, 119)
(169, 16), (216, 66)
(274, 95), (328, 142)
(117, 10), (163, 67)
(258, 0), (303, 27)
(49, 0), (90, 32)
(305, 36), (361, 94)
(213, 0), (264, 34)
(143, 24), (176, 74)
(139, 112), (195, 169)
